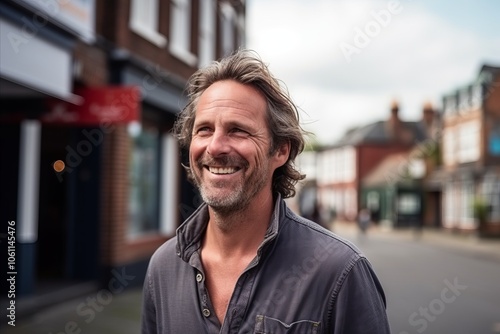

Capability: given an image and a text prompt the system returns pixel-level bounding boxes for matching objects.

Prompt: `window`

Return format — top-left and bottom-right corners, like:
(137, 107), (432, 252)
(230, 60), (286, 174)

(489, 121), (500, 156)
(170, 0), (197, 66)
(458, 88), (470, 114)
(343, 147), (356, 182)
(457, 121), (480, 163)
(367, 191), (380, 212)
(443, 127), (456, 166)
(333, 189), (343, 215)
(129, 0), (166, 47)
(482, 174), (500, 222)
(318, 150), (335, 185)
(443, 95), (457, 115)
(459, 181), (475, 228)
(199, 0), (216, 67)
(398, 193), (420, 215)
(408, 158), (425, 178)
(128, 123), (160, 237)
(330, 147), (356, 183)
(297, 151), (317, 180)
(443, 183), (456, 228)
(220, 3), (236, 56)
(471, 84), (483, 109)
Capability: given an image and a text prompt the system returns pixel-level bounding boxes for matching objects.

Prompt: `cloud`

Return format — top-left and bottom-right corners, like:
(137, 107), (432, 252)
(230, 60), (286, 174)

(247, 0), (500, 143)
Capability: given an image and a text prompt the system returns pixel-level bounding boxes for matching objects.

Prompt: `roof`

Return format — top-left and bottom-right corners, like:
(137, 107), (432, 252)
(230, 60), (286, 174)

(362, 152), (411, 187)
(477, 64), (500, 87)
(479, 64), (500, 76)
(329, 119), (428, 148)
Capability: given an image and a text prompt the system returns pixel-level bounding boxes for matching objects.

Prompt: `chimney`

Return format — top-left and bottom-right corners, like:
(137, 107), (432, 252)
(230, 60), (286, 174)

(422, 101), (435, 128)
(386, 99), (401, 140)
(390, 99), (400, 122)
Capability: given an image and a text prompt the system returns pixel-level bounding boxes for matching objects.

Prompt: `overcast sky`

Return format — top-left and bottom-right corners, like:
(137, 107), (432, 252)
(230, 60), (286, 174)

(246, 0), (500, 144)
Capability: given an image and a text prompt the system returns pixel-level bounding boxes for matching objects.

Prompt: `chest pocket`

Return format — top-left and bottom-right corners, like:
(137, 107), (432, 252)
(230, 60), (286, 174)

(253, 315), (321, 334)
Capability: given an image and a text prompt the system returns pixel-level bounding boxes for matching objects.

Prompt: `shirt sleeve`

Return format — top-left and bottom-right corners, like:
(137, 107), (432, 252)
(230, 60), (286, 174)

(141, 267), (157, 334)
(330, 257), (391, 333)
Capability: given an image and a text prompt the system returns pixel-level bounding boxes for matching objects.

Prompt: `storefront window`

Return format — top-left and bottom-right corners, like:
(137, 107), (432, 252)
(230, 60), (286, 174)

(460, 181), (476, 228)
(367, 191), (380, 212)
(443, 183), (456, 227)
(128, 123), (160, 237)
(398, 193), (420, 215)
(482, 174), (500, 222)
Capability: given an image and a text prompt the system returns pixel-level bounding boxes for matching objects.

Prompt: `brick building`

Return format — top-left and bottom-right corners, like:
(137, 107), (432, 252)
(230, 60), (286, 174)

(0, 0), (245, 313)
(428, 64), (500, 235)
(316, 101), (434, 223)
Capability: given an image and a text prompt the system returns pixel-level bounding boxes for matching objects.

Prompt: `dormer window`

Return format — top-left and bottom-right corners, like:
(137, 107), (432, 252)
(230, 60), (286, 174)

(471, 84), (483, 109)
(443, 95), (457, 115)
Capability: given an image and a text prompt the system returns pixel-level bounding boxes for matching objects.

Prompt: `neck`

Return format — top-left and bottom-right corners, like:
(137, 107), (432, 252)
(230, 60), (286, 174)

(203, 191), (275, 259)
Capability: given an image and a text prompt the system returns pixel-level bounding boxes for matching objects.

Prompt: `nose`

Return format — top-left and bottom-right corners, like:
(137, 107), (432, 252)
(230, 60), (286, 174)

(206, 130), (230, 157)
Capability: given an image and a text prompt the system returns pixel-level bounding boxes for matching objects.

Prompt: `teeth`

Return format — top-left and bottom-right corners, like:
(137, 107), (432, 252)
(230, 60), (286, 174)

(208, 167), (238, 174)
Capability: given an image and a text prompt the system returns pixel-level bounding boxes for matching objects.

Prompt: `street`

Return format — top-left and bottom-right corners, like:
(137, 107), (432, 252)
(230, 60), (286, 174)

(336, 224), (500, 334)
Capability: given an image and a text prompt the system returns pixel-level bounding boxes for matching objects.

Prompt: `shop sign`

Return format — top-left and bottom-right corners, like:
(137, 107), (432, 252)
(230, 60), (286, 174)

(42, 86), (140, 125)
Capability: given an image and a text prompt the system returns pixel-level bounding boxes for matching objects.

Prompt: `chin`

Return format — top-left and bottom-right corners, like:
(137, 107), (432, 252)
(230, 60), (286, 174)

(203, 193), (247, 213)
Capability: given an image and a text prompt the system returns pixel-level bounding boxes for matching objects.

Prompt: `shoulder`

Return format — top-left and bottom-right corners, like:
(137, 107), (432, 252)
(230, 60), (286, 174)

(146, 237), (179, 275)
(281, 206), (364, 266)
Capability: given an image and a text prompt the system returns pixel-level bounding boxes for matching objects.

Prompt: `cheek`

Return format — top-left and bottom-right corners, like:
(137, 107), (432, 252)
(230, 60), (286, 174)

(189, 142), (204, 166)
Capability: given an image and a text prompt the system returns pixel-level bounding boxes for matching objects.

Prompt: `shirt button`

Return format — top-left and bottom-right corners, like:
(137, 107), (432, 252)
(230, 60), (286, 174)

(202, 308), (211, 317)
(196, 273), (203, 282)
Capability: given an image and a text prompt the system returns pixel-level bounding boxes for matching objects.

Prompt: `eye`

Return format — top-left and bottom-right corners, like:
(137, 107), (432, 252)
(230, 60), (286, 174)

(230, 128), (249, 135)
(195, 127), (212, 135)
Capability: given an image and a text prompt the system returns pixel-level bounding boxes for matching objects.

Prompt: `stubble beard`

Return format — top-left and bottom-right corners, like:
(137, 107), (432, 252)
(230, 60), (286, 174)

(192, 155), (270, 219)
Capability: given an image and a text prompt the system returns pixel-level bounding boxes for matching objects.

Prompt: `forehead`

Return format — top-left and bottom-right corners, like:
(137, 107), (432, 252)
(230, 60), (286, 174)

(194, 80), (268, 124)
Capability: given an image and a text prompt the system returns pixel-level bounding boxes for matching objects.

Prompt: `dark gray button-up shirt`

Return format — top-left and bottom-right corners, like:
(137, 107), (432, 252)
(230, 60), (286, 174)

(142, 196), (390, 333)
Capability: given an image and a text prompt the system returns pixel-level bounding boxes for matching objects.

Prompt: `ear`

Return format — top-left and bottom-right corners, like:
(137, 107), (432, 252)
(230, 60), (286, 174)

(273, 140), (290, 168)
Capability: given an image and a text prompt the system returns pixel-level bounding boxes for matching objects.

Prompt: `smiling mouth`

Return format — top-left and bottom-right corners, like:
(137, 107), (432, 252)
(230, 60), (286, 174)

(206, 166), (240, 175)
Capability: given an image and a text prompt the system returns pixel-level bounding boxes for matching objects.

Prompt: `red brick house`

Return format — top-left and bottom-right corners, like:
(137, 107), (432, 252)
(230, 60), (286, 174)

(317, 102), (434, 223)
(428, 65), (500, 235)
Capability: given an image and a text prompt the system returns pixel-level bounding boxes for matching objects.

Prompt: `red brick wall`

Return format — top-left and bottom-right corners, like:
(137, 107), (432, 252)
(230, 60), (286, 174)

(100, 126), (168, 267)
(73, 42), (108, 86)
(357, 144), (411, 181)
(96, 0), (198, 80)
(484, 72), (500, 166)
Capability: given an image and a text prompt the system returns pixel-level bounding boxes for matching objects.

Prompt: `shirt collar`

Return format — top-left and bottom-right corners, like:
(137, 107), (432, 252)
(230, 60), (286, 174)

(176, 193), (283, 262)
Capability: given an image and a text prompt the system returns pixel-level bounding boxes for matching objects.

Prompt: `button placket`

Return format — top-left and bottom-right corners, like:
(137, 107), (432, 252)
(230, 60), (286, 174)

(202, 308), (211, 317)
(195, 270), (212, 319)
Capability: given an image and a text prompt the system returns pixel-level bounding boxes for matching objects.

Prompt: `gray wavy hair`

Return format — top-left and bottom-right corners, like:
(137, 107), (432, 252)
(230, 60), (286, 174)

(174, 49), (306, 198)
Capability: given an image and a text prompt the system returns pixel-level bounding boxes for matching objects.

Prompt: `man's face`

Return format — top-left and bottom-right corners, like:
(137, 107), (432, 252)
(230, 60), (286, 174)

(189, 80), (288, 213)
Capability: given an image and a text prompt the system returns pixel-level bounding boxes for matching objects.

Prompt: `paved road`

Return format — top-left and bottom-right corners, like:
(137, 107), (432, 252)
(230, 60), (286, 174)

(335, 225), (500, 334)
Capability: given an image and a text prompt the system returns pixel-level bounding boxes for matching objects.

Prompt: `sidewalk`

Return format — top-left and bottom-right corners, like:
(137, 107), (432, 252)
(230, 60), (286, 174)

(4, 287), (143, 334)
(330, 220), (500, 263)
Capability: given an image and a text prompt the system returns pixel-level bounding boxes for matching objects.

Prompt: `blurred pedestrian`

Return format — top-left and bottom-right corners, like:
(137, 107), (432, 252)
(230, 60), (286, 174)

(141, 50), (390, 334)
(358, 208), (371, 235)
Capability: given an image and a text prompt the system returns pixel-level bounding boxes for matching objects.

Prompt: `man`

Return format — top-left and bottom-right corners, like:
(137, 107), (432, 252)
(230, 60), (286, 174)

(142, 50), (390, 333)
